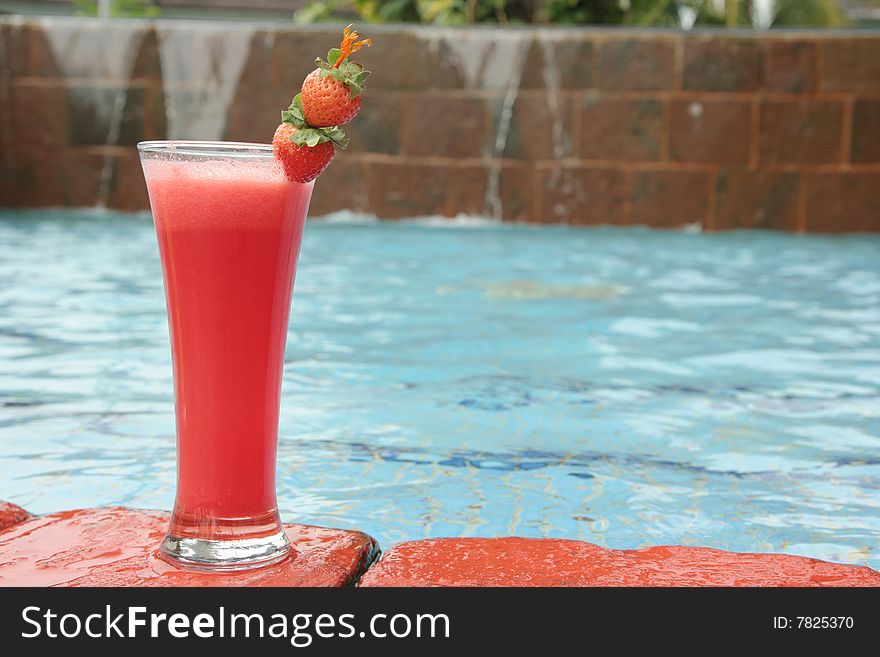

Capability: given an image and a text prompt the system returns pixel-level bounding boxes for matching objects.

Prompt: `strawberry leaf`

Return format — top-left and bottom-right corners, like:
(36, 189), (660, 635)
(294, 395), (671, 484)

(282, 94), (308, 128)
(347, 82), (363, 99)
(290, 127), (323, 147)
(319, 67), (347, 83)
(323, 126), (349, 149)
(288, 124), (348, 150)
(327, 48), (341, 67)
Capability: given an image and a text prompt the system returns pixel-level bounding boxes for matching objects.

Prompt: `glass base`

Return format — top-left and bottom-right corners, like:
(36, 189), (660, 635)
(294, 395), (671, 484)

(159, 530), (291, 572)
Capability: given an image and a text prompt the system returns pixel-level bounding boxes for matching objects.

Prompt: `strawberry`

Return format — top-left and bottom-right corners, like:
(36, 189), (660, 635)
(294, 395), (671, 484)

(301, 25), (371, 128)
(301, 70), (362, 128)
(272, 122), (334, 184)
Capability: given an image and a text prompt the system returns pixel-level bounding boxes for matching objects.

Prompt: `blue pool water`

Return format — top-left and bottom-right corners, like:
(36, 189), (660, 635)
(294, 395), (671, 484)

(1, 210), (879, 568)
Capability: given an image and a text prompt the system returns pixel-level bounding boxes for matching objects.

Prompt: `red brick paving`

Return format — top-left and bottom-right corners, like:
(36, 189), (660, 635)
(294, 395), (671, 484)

(1, 503), (877, 587)
(0, 507), (378, 587)
(359, 537), (880, 587)
(0, 501), (31, 531)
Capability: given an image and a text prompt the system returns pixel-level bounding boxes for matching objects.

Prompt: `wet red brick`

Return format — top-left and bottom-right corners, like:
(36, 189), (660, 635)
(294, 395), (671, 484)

(130, 27), (163, 82)
(67, 85), (147, 147)
(0, 501), (31, 531)
(342, 91), (402, 155)
(537, 166), (625, 226)
(3, 147), (105, 207)
(9, 80), (68, 149)
(669, 99), (750, 165)
(628, 170), (711, 228)
(516, 34), (595, 90)
(365, 161), (487, 219)
(142, 84), (167, 141)
(851, 98), (880, 163)
(309, 154), (365, 217)
(762, 40), (817, 93)
(225, 82), (288, 143)
(364, 160), (450, 218)
(368, 159), (431, 218)
(110, 150), (149, 212)
(683, 37), (761, 92)
(3, 23), (880, 234)
(21, 23), (62, 77)
(819, 36), (880, 92)
(759, 99), (844, 165)
(715, 170), (799, 231)
(497, 163), (534, 222)
(363, 159), (527, 219)
(595, 37), (676, 91)
(358, 32), (430, 90)
(268, 29), (340, 93)
(503, 91), (574, 160)
(805, 172), (880, 233)
(359, 538), (880, 587)
(577, 94), (663, 162)
(0, 22), (30, 78)
(400, 95), (489, 159)
(0, 507), (379, 587)
(446, 164), (491, 217)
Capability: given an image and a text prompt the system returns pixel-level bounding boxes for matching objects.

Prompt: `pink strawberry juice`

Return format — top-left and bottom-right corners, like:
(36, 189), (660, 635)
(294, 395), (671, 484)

(142, 152), (312, 542)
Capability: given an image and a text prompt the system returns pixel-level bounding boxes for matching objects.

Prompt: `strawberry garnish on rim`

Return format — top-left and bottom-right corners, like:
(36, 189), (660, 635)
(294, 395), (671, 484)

(302, 24), (372, 128)
(273, 25), (372, 183)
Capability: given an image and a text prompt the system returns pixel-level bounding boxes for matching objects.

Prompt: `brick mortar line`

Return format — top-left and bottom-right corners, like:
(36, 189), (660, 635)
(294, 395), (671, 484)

(381, 87), (877, 101)
(355, 154), (880, 173)
(10, 77), (880, 101)
(10, 77), (162, 90)
(10, 149), (879, 174)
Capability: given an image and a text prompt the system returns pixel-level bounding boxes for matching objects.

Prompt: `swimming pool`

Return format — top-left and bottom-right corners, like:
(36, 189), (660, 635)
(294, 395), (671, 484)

(1, 210), (878, 568)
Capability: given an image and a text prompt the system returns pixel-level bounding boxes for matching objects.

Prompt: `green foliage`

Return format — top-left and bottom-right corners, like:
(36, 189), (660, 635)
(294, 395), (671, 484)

(294, 0), (849, 28)
(73, 0), (161, 18)
(768, 0), (847, 28)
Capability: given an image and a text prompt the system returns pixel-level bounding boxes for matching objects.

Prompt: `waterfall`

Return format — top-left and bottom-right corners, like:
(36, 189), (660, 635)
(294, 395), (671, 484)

(538, 31), (577, 222)
(538, 31), (571, 167)
(42, 17), (147, 207)
(155, 22), (254, 141)
(432, 29), (529, 220)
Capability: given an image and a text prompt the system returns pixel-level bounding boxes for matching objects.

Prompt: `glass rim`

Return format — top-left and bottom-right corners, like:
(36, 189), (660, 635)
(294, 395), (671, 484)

(137, 140), (274, 159)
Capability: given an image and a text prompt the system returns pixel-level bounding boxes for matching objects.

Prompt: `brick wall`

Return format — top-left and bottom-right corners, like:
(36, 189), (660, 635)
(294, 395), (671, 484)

(1, 18), (879, 231)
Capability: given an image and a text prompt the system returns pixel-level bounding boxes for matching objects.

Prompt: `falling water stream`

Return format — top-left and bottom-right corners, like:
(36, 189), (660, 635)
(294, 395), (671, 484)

(430, 29), (531, 219)
(42, 18), (147, 207)
(155, 22), (254, 140)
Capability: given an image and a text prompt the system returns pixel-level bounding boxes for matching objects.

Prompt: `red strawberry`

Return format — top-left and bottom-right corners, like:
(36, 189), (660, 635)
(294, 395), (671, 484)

(300, 25), (371, 128)
(301, 69), (362, 128)
(272, 122), (334, 184)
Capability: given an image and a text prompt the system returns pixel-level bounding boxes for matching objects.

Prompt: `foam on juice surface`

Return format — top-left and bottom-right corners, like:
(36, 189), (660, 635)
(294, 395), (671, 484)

(142, 155), (311, 231)
(142, 155), (288, 185)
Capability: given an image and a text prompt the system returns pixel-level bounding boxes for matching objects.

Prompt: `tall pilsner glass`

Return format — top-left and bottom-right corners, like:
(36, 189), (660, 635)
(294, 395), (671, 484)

(138, 141), (313, 570)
